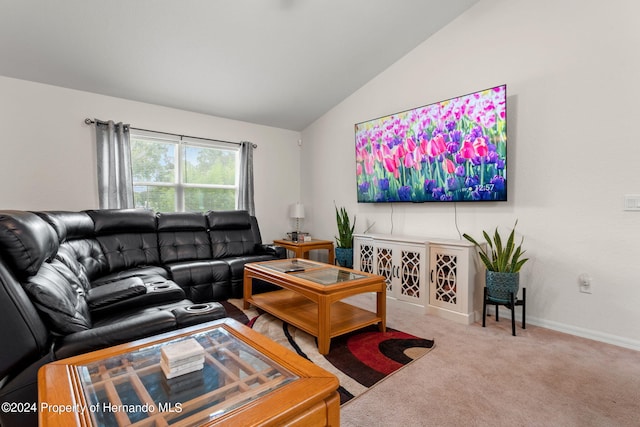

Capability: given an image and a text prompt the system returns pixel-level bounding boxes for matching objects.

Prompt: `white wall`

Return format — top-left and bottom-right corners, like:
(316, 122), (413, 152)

(301, 0), (640, 349)
(0, 76), (301, 242)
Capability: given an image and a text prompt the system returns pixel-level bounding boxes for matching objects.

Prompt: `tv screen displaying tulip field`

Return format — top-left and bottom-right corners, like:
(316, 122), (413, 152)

(355, 84), (507, 203)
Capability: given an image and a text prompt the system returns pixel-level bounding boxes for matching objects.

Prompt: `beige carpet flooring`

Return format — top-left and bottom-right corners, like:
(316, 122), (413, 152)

(339, 295), (640, 427)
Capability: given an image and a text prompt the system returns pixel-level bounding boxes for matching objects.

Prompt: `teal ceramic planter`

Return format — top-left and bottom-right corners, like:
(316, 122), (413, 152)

(485, 271), (519, 303)
(335, 247), (353, 268)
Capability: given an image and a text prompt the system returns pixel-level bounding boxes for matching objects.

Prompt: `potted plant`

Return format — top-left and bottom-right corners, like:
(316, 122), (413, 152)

(334, 206), (355, 268)
(462, 220), (529, 302)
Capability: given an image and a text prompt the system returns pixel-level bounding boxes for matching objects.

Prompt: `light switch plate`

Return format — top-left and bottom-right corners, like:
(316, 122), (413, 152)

(623, 194), (640, 211)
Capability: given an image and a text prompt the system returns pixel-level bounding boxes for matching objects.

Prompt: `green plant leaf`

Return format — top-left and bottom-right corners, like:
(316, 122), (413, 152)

(464, 220), (528, 273)
(334, 205), (355, 248)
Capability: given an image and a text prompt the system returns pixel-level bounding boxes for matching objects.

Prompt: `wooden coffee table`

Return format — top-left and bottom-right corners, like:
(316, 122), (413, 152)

(244, 259), (386, 355)
(38, 318), (339, 426)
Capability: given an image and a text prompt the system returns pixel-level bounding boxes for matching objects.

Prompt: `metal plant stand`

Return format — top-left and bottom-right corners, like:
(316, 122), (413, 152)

(482, 287), (526, 336)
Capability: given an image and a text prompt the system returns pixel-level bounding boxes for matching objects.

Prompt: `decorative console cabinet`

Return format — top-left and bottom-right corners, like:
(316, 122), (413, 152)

(353, 234), (482, 324)
(353, 234), (426, 307)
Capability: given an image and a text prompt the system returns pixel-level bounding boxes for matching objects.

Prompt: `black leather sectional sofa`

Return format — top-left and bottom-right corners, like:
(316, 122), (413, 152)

(0, 208), (284, 427)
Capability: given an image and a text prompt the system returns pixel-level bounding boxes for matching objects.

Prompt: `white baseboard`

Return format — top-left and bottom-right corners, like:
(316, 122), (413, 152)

(425, 305), (474, 325)
(491, 306), (640, 352)
(526, 316), (640, 352)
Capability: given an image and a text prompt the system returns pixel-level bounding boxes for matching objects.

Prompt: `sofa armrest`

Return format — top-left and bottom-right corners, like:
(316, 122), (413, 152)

(255, 244), (286, 259)
(87, 277), (146, 310)
(54, 308), (178, 359)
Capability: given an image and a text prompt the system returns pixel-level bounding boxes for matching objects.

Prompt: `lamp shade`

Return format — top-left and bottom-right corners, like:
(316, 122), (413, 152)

(289, 202), (305, 219)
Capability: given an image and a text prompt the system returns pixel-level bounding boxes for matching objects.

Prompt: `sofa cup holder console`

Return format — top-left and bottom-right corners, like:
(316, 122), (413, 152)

(185, 303), (214, 313)
(173, 302), (227, 328)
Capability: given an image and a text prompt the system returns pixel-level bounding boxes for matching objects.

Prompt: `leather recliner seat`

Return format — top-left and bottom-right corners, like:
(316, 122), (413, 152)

(0, 208), (284, 427)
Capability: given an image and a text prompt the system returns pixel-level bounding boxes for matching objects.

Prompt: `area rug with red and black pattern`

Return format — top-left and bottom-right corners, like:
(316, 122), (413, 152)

(221, 299), (435, 405)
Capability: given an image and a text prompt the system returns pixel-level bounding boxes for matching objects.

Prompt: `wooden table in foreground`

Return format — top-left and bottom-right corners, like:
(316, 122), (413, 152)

(38, 318), (339, 427)
(244, 259), (386, 355)
(273, 239), (335, 265)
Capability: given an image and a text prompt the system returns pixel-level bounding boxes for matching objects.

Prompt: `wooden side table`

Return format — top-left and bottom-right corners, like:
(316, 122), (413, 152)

(273, 239), (335, 265)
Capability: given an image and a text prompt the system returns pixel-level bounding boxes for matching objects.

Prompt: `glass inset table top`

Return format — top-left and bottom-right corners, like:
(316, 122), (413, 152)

(260, 259), (318, 273)
(258, 259), (367, 285)
(292, 268), (367, 285)
(76, 326), (298, 426)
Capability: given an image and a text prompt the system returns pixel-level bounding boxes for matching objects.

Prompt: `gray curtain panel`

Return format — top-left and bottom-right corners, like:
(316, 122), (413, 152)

(238, 141), (255, 216)
(95, 120), (134, 209)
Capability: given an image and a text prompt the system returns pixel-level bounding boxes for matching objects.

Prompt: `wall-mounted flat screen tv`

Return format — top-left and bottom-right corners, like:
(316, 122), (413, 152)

(355, 84), (507, 203)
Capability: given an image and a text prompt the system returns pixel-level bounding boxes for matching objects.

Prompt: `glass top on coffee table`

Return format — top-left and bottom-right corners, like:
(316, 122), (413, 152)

(292, 268), (367, 285)
(261, 259), (318, 273)
(259, 259), (367, 285)
(76, 326), (298, 426)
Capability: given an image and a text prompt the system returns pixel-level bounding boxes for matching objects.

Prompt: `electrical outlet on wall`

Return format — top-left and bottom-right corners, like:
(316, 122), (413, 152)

(578, 273), (592, 294)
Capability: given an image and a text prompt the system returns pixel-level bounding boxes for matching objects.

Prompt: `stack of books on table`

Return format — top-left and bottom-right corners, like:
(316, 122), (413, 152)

(160, 338), (205, 379)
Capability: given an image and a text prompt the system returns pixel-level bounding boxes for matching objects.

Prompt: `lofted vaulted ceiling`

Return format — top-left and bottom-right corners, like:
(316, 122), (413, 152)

(0, 0), (479, 131)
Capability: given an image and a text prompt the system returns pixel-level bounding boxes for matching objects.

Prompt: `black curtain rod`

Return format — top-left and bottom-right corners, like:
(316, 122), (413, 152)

(84, 118), (257, 148)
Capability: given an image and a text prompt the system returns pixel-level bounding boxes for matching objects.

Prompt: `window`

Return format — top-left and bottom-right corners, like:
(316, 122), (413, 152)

(130, 130), (240, 212)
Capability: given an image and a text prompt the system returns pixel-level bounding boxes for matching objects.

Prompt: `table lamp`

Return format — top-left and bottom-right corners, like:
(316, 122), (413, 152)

(289, 202), (305, 234)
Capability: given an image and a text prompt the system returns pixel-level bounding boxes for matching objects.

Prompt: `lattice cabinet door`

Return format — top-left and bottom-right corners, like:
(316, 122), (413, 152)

(430, 249), (460, 309)
(353, 235), (374, 274)
(376, 246), (394, 293)
(429, 244), (471, 314)
(374, 240), (426, 305)
(397, 247), (426, 305)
